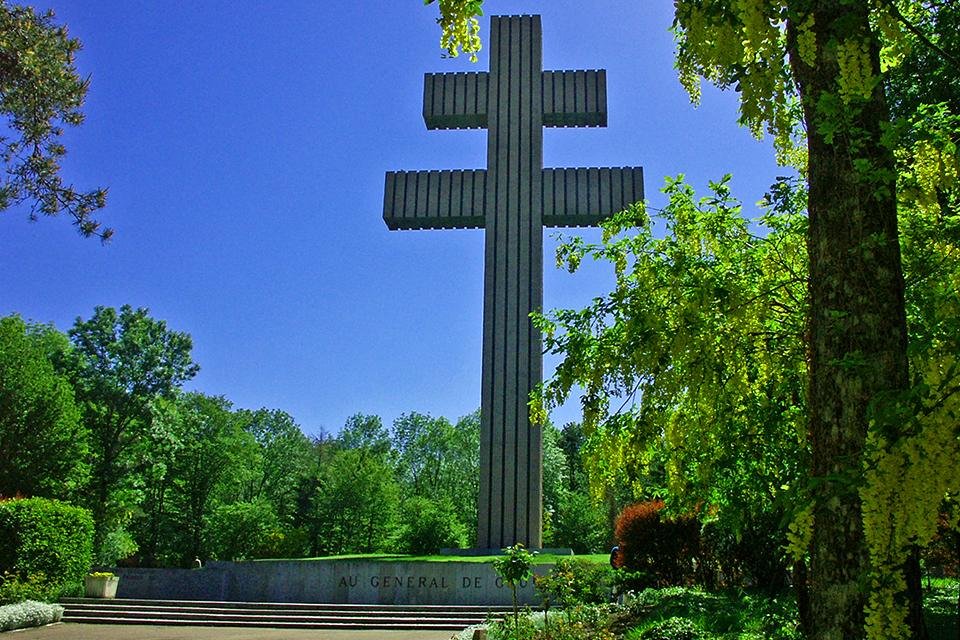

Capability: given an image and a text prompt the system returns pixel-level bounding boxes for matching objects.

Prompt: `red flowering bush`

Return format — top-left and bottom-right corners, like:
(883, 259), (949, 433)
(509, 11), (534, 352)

(614, 500), (700, 587)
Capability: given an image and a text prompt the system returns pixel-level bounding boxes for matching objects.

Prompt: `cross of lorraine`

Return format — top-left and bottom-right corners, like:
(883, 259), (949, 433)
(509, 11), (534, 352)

(383, 14), (644, 550)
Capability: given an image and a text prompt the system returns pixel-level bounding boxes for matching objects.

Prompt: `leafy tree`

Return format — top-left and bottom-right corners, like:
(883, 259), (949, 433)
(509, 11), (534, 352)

(0, 315), (88, 498)
(207, 499), (278, 562)
(550, 492), (607, 555)
(132, 396), (183, 567)
(391, 410), (480, 541)
(235, 407), (312, 524)
(535, 176), (807, 573)
(338, 413), (392, 458)
(0, 3), (108, 239)
(64, 305), (198, 559)
(307, 446), (400, 555)
(167, 393), (255, 565)
(885, 3), (960, 119)
(558, 422), (588, 494)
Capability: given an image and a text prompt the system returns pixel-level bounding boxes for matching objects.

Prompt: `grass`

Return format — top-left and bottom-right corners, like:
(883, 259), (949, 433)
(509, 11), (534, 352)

(925, 579), (959, 640)
(254, 552), (609, 565)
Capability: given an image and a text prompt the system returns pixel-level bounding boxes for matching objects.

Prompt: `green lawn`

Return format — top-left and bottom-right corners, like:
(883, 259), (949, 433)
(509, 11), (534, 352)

(925, 579), (959, 640)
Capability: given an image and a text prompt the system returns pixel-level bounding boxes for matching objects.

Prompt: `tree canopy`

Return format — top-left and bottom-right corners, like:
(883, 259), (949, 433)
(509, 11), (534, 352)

(0, 3), (108, 239)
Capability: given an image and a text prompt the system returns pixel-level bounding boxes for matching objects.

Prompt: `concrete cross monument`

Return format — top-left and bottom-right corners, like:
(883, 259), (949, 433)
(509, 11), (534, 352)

(383, 14), (644, 549)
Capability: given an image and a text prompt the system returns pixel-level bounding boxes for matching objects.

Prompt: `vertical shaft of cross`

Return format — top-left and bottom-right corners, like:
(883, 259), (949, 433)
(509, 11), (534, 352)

(477, 15), (543, 550)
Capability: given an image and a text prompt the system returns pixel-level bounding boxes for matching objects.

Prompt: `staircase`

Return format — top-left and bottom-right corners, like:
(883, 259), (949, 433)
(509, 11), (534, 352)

(60, 598), (509, 631)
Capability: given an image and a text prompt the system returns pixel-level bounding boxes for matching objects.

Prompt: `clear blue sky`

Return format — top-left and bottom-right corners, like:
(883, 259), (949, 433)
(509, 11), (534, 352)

(0, 1), (782, 437)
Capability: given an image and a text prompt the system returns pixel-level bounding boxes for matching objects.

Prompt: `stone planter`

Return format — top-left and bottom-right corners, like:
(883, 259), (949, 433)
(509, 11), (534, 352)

(84, 574), (119, 598)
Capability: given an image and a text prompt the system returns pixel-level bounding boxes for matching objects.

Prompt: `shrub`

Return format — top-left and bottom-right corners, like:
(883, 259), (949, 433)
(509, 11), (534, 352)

(698, 516), (790, 591)
(614, 501), (700, 587)
(0, 600), (64, 631)
(395, 496), (468, 554)
(0, 497), (93, 603)
(636, 616), (706, 640)
(613, 587), (800, 640)
(537, 558), (614, 608)
(0, 573), (50, 604)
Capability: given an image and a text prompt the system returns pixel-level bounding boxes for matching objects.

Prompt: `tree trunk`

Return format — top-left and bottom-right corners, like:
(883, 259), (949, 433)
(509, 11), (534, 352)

(905, 547), (928, 640)
(787, 3), (910, 638)
(794, 558), (813, 638)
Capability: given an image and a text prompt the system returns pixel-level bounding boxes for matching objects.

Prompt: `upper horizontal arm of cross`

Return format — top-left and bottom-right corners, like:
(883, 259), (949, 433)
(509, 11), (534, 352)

(422, 69), (608, 130)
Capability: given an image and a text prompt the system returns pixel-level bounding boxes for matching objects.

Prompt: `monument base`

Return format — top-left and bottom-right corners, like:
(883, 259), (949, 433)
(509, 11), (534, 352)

(105, 558), (554, 606)
(440, 548), (574, 557)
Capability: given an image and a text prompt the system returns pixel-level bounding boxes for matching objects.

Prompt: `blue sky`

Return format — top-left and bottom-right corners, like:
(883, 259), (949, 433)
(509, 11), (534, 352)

(0, 1), (782, 437)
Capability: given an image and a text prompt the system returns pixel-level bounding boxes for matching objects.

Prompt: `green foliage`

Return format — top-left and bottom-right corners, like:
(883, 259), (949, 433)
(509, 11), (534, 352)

(65, 305), (198, 555)
(494, 543), (537, 632)
(488, 605), (616, 640)
(0, 3), (108, 238)
(614, 587), (801, 640)
(391, 410), (479, 541)
(424, 0), (482, 62)
(700, 514), (790, 592)
(0, 497), (93, 603)
(534, 178), (807, 579)
(614, 501), (700, 588)
(632, 617), (706, 640)
(0, 315), (88, 499)
(549, 492), (608, 555)
(307, 446), (399, 555)
(541, 421), (568, 519)
(338, 413), (392, 455)
(923, 579), (960, 639)
(207, 500), (279, 561)
(536, 558), (613, 608)
(494, 543), (536, 589)
(0, 573), (51, 605)
(395, 496), (468, 554)
(96, 527), (137, 567)
(0, 600), (64, 632)
(236, 407), (313, 524)
(886, 3), (960, 120)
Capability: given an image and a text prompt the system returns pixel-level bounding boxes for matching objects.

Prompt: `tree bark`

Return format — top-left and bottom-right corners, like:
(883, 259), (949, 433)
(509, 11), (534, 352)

(794, 558), (813, 638)
(905, 547), (928, 640)
(787, 3), (910, 638)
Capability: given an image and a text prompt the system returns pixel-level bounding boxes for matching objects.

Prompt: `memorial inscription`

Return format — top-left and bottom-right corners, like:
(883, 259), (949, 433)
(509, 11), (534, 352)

(383, 14), (644, 549)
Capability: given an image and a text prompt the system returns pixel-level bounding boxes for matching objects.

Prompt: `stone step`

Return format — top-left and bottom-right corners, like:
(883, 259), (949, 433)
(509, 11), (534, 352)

(63, 603), (494, 620)
(60, 598), (510, 631)
(61, 597), (509, 613)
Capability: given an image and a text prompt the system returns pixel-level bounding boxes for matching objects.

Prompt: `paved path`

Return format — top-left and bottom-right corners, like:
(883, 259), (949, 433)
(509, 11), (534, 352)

(13, 623), (457, 640)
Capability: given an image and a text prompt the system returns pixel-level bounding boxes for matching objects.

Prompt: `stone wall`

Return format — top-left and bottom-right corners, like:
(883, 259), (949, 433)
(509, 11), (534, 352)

(110, 559), (551, 606)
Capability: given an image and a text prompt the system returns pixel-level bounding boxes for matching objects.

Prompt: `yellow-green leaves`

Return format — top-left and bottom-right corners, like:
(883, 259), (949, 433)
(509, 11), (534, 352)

(427, 0), (482, 62)
(535, 174), (809, 543)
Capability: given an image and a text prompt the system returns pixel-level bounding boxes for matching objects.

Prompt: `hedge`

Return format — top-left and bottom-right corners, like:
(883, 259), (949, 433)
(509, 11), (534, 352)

(0, 497), (93, 603)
